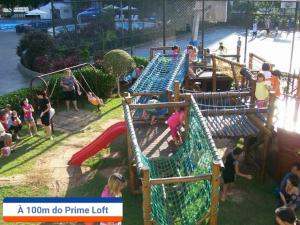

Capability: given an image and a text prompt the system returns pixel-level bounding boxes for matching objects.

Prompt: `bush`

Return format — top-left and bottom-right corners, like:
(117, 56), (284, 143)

(0, 87), (41, 116)
(133, 56), (149, 67)
(103, 49), (136, 96)
(17, 31), (54, 69)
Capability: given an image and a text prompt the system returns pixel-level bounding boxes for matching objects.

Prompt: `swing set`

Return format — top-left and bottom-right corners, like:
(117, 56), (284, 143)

(30, 63), (104, 109)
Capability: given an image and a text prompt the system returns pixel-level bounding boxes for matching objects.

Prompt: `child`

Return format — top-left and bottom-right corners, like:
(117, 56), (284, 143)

(166, 107), (186, 145)
(8, 111), (22, 140)
(22, 98), (38, 136)
(255, 73), (269, 108)
(99, 173), (126, 225)
(171, 45), (180, 55)
(142, 96), (160, 125)
(262, 63), (272, 85)
(187, 45), (197, 79)
(221, 147), (252, 202)
(272, 70), (282, 97)
(275, 207), (299, 225)
(278, 174), (299, 209)
(87, 92), (104, 107)
(252, 20), (258, 38)
(218, 42), (227, 55)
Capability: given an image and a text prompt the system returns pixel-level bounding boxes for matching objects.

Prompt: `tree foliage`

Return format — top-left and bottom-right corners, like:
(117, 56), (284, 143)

(103, 49), (136, 96)
(17, 31), (54, 69)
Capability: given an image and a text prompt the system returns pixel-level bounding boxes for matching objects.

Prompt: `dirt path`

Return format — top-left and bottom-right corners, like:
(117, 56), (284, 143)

(0, 114), (123, 196)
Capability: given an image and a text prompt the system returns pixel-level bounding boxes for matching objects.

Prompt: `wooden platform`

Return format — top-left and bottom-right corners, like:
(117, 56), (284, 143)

(133, 121), (176, 158)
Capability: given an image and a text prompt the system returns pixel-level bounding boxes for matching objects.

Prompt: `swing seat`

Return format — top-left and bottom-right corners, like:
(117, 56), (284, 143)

(88, 96), (104, 106)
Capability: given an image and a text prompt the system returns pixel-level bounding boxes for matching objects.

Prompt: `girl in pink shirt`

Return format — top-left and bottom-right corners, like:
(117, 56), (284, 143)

(22, 98), (38, 136)
(167, 108), (186, 145)
(99, 173), (125, 225)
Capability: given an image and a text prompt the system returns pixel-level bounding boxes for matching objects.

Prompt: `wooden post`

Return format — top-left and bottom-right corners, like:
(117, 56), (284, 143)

(184, 94), (191, 137)
(261, 92), (276, 181)
(249, 53), (253, 70)
(297, 73), (300, 98)
(210, 161), (221, 225)
(231, 64), (239, 90)
(212, 55), (217, 92)
(174, 80), (180, 102)
(243, 137), (250, 164)
(250, 79), (256, 106)
(142, 167), (152, 225)
(150, 48), (154, 61)
(203, 49), (208, 67)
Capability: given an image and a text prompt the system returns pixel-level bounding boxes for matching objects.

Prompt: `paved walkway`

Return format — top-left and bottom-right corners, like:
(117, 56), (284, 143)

(0, 32), (28, 95)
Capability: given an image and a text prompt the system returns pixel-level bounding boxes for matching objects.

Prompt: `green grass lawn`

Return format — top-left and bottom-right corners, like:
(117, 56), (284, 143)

(0, 131), (68, 177)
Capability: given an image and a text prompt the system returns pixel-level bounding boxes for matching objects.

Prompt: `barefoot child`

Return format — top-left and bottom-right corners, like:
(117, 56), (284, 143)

(8, 111), (22, 140)
(100, 173), (126, 225)
(142, 95), (160, 125)
(255, 73), (270, 108)
(278, 174), (299, 210)
(166, 107), (186, 145)
(87, 92), (104, 107)
(221, 147), (252, 201)
(22, 98), (38, 136)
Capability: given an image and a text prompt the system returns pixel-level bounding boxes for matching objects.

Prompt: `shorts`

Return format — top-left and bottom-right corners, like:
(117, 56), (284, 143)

(41, 112), (50, 126)
(222, 171), (235, 184)
(253, 31), (257, 36)
(0, 132), (12, 142)
(64, 90), (76, 101)
(256, 100), (267, 108)
(24, 117), (34, 123)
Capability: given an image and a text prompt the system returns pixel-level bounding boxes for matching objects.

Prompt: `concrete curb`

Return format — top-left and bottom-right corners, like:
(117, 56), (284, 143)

(17, 62), (41, 78)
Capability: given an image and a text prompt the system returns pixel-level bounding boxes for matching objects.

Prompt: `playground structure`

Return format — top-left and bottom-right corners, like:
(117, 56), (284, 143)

(66, 48), (300, 224)
(124, 93), (222, 225)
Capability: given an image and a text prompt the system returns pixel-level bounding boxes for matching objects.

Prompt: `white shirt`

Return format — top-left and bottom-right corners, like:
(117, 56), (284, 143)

(253, 23), (257, 32)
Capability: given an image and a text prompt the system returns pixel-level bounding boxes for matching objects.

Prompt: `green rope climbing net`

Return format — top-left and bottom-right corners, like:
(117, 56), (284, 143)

(124, 97), (222, 225)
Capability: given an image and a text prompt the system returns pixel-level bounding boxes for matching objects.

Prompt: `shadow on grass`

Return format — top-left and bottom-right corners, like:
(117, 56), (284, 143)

(64, 134), (143, 225)
(0, 132), (70, 176)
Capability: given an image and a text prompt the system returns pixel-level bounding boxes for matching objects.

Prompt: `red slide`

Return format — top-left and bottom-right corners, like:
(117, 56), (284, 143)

(68, 121), (127, 166)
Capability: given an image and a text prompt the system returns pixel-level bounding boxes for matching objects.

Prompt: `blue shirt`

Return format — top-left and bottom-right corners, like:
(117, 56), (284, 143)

(280, 172), (300, 205)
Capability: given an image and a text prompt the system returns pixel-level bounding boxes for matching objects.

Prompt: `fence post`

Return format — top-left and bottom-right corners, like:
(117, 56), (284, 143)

(261, 92), (275, 181)
(212, 55), (217, 92)
(174, 80), (180, 102)
(297, 72), (300, 98)
(184, 94), (191, 138)
(210, 161), (221, 225)
(142, 167), (152, 225)
(249, 53), (253, 70)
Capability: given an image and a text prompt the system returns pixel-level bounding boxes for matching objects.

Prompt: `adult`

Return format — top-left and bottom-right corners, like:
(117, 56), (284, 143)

(252, 20), (258, 38)
(275, 207), (299, 225)
(37, 90), (53, 140)
(237, 37), (242, 58)
(60, 68), (80, 112)
(265, 16), (271, 35)
(0, 122), (12, 147)
(280, 163), (300, 211)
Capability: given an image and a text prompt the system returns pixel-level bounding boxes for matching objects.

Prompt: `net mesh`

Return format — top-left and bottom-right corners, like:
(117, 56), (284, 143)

(215, 58), (243, 82)
(124, 99), (220, 225)
(129, 53), (188, 93)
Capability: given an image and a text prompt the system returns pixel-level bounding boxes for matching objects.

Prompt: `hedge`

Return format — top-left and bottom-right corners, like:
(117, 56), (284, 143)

(133, 56), (149, 67)
(0, 66), (115, 115)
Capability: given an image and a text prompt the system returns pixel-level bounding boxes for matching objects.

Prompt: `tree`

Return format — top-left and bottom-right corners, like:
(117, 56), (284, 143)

(17, 31), (54, 69)
(103, 49), (136, 97)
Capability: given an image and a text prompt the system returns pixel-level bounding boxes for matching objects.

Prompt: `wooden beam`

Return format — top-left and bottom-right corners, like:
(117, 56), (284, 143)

(129, 101), (188, 109)
(142, 167), (152, 225)
(212, 55), (217, 92)
(212, 54), (246, 67)
(191, 91), (251, 99)
(130, 92), (165, 97)
(201, 108), (268, 116)
(184, 94), (191, 138)
(150, 174), (212, 185)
